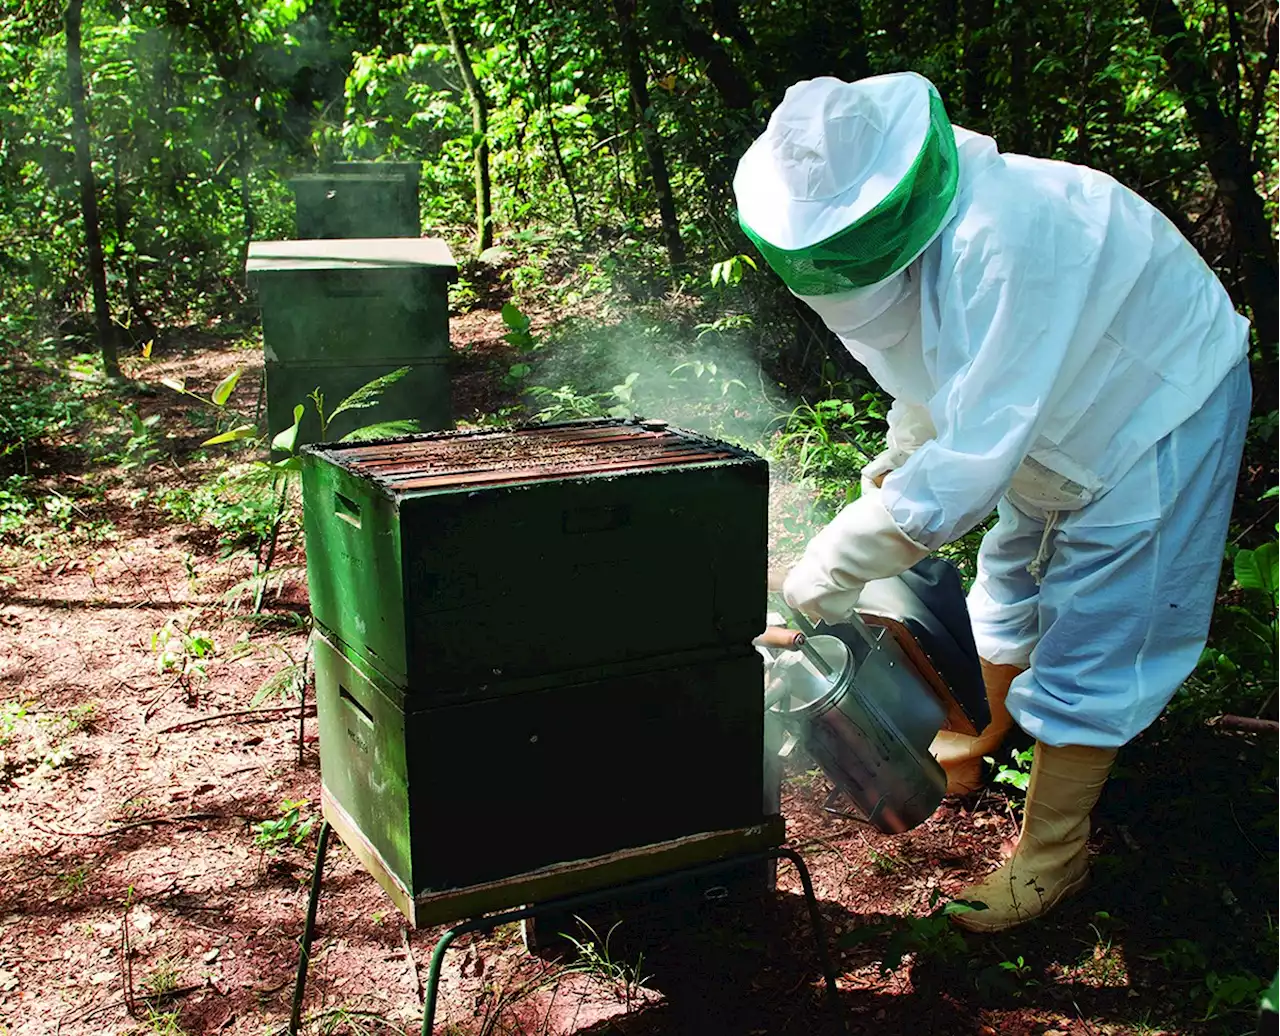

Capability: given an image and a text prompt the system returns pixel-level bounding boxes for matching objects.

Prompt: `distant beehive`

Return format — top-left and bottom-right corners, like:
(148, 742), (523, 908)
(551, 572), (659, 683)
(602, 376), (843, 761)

(246, 237), (456, 445)
(290, 161), (422, 239)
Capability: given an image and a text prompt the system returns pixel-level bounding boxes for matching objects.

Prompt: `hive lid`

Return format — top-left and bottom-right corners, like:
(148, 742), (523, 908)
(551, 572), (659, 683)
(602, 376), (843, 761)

(246, 237), (456, 274)
(303, 419), (761, 495)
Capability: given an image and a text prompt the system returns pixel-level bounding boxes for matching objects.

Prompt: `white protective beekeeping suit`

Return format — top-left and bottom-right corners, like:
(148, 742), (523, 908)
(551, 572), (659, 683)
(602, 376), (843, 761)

(734, 72), (1251, 931)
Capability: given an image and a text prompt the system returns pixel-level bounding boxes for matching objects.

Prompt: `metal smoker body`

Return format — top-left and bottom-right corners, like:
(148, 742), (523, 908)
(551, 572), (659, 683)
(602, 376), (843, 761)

(763, 563), (987, 834)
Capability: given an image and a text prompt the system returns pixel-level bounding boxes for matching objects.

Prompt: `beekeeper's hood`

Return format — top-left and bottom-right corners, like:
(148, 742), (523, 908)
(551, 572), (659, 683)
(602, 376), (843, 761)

(734, 72), (959, 297)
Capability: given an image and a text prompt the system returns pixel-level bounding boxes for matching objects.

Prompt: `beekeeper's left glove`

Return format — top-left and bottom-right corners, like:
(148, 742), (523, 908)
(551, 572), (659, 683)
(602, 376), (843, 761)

(860, 446), (911, 493)
(783, 489), (930, 624)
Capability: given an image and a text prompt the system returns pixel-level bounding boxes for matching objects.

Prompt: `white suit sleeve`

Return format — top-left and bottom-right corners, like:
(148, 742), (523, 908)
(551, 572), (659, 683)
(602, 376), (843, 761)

(880, 193), (1132, 550)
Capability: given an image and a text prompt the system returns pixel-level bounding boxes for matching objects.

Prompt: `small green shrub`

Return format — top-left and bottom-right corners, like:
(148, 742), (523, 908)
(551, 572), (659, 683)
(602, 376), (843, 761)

(252, 799), (315, 853)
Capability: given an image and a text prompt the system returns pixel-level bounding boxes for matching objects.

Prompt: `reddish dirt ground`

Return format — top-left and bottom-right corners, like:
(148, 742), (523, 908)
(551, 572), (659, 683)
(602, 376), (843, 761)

(0, 318), (1274, 1036)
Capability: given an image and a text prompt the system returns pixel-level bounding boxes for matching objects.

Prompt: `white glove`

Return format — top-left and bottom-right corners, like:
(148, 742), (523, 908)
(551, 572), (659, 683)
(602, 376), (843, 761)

(783, 489), (930, 624)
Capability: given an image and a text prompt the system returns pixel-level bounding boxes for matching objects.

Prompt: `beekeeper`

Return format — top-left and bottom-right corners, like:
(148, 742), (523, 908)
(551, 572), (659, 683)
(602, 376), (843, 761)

(734, 72), (1251, 932)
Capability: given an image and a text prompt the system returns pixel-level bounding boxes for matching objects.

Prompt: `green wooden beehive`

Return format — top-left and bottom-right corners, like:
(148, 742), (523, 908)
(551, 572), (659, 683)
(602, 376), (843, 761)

(300, 420), (774, 924)
(246, 238), (457, 444)
(290, 162), (421, 239)
(300, 420), (768, 696)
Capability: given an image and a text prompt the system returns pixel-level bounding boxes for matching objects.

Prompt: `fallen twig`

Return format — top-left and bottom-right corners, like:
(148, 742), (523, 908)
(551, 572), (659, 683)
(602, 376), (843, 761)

(1229, 799), (1266, 860)
(32, 811), (225, 839)
(155, 704), (316, 735)
(402, 926), (424, 1006)
(122, 893), (138, 1018)
(55, 994), (125, 1035)
(1211, 713), (1279, 734)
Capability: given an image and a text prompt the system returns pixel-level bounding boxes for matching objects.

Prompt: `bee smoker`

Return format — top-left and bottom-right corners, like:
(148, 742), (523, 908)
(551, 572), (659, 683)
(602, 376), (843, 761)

(758, 558), (988, 834)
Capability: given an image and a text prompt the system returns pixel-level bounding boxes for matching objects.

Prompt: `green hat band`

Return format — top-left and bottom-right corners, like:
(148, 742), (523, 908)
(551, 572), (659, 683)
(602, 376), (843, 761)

(740, 91), (959, 295)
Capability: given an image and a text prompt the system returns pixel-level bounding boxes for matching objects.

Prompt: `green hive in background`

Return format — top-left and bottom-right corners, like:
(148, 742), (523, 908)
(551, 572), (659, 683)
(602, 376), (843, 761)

(246, 238), (457, 445)
(290, 161), (422, 239)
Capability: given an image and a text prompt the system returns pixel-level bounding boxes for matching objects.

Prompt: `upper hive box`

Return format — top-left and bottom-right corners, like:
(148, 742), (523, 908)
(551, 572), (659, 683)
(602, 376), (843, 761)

(300, 419), (769, 700)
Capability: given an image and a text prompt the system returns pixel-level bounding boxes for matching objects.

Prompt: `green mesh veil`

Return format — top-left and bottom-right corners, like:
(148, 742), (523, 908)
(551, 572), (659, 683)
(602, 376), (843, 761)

(740, 91), (959, 295)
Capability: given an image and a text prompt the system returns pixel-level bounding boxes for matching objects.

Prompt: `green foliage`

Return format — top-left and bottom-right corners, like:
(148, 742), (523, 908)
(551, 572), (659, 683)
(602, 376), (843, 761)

(250, 642), (308, 708)
(838, 890), (984, 974)
(1201, 969), (1268, 1021)
(709, 254), (756, 288)
(773, 394), (887, 512)
(973, 954), (1041, 999)
(0, 343), (96, 471)
(991, 745), (1035, 794)
(669, 359), (746, 398)
(526, 373), (640, 423)
(0, 702), (29, 746)
(1263, 971), (1279, 1014)
(0, 701), (96, 782)
(143, 955), (182, 998)
(558, 917), (652, 1007)
(0, 476), (35, 540)
(1185, 513), (1279, 720)
(159, 467), (282, 554)
(252, 798), (315, 853)
(318, 367), (415, 439)
(151, 619), (216, 690)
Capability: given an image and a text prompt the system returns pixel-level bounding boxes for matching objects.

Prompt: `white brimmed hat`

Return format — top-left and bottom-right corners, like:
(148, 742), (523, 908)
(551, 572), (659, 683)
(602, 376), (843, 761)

(734, 72), (959, 295)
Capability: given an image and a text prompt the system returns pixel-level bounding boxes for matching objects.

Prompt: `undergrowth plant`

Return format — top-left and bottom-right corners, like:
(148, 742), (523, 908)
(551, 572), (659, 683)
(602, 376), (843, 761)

(838, 890), (985, 974)
(559, 917), (652, 1010)
(1183, 497), (1279, 721)
(772, 393), (885, 511)
(157, 365), (418, 612)
(252, 798), (315, 854)
(151, 619), (216, 697)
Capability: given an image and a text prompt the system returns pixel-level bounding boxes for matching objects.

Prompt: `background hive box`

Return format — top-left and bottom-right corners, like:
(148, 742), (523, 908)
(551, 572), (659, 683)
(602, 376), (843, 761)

(313, 625), (766, 909)
(246, 238), (456, 443)
(300, 421), (769, 698)
(290, 162), (421, 238)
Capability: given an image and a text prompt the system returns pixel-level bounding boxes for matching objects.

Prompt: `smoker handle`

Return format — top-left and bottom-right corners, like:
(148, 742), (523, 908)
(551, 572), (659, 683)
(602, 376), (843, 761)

(753, 626), (806, 650)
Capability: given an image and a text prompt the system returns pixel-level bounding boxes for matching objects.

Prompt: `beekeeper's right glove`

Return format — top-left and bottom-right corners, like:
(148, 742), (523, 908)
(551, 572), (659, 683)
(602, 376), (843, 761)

(782, 487), (930, 624)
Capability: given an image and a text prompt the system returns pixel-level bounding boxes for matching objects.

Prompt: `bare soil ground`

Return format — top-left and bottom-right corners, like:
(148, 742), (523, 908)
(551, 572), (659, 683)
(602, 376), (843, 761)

(0, 316), (1274, 1036)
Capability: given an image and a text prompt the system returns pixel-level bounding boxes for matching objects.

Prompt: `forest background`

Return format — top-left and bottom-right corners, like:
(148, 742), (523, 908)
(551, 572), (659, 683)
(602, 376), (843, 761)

(0, 0), (1276, 1032)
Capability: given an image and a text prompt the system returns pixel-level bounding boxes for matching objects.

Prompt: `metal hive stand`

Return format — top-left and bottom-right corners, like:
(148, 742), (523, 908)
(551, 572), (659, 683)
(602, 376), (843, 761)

(289, 821), (845, 1035)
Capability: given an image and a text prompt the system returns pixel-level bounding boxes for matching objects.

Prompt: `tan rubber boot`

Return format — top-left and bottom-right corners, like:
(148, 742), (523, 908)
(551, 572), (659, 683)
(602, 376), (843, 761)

(952, 741), (1117, 932)
(929, 659), (1023, 795)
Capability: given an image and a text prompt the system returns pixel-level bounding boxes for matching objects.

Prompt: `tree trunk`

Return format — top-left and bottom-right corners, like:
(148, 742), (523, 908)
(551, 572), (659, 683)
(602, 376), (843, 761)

(961, 0), (994, 126)
(613, 0), (685, 270)
(1145, 0), (1278, 348)
(669, 3), (754, 110)
(112, 151), (157, 346)
(238, 123), (255, 275)
(1006, 6), (1033, 153)
(709, 0), (755, 54)
(437, 0), (493, 253)
(65, 0), (120, 379)
(515, 33), (583, 231)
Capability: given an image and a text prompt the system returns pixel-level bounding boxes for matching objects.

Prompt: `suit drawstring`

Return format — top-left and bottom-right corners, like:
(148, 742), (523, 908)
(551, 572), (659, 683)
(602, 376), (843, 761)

(1027, 509), (1061, 585)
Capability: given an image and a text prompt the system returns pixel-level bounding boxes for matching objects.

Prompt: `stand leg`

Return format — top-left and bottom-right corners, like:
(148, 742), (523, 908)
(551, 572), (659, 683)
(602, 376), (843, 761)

(421, 926), (465, 1036)
(776, 847), (844, 1030)
(289, 819), (333, 1036)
